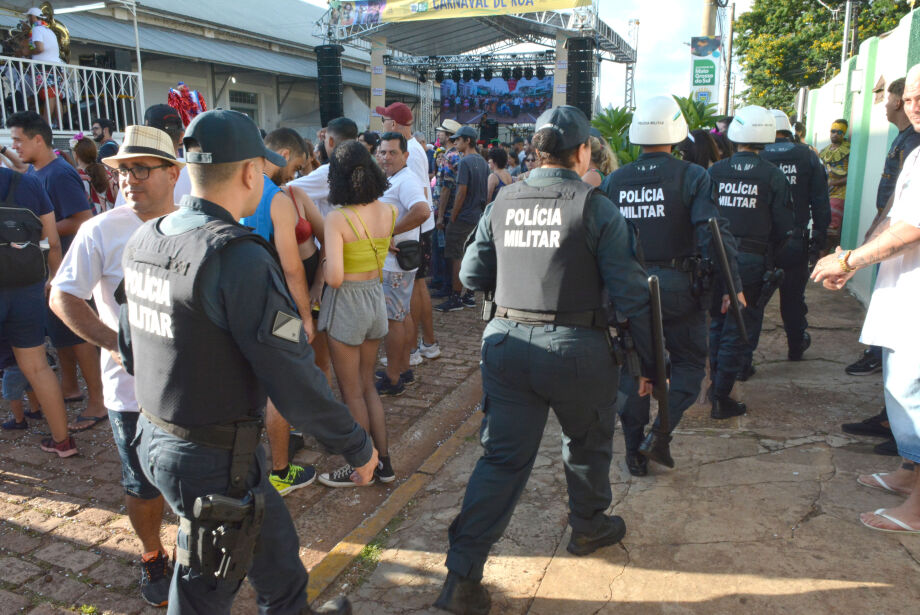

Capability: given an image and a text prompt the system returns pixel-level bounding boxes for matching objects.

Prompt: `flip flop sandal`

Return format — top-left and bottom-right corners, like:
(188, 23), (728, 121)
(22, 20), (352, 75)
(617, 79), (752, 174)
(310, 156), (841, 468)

(856, 473), (911, 495)
(861, 509), (920, 534)
(68, 414), (108, 433)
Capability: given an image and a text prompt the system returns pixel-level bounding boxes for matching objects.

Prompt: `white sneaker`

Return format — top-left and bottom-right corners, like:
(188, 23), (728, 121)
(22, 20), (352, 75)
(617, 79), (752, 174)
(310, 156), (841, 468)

(419, 340), (441, 359)
(380, 349), (423, 367)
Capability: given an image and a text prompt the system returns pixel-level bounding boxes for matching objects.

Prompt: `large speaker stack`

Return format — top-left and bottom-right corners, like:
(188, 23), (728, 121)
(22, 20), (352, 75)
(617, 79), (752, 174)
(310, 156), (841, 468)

(315, 44), (344, 127)
(566, 37), (596, 119)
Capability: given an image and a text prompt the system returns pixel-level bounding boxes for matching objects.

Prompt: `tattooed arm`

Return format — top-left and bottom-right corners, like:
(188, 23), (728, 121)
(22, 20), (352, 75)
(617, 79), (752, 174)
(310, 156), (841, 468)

(811, 220), (920, 289)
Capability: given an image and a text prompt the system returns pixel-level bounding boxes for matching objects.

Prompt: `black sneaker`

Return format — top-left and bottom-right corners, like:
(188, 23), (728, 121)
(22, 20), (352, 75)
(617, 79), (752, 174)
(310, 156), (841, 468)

(318, 463), (375, 488)
(376, 456), (396, 483)
(434, 294), (464, 312)
(567, 514), (626, 556)
(874, 438), (899, 456)
(375, 369), (415, 387)
(310, 596), (353, 614)
(842, 410), (892, 438)
(2, 417), (28, 431)
(375, 374), (405, 396)
(461, 291), (476, 308)
(23, 409), (43, 420)
(788, 331), (811, 361)
(845, 349), (883, 376)
(140, 551), (171, 607)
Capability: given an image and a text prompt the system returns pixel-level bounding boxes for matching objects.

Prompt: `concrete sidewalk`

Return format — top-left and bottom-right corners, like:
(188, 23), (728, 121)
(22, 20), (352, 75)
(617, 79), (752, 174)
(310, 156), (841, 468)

(330, 285), (920, 614)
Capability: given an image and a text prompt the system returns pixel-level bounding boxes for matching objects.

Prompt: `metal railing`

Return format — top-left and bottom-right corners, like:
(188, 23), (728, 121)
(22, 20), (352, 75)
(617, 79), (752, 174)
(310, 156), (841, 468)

(0, 55), (141, 135)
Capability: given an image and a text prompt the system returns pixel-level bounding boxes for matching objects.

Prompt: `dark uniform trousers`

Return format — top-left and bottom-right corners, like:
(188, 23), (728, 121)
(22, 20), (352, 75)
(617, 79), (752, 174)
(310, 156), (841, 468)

(709, 252), (767, 395)
(136, 415), (308, 615)
(619, 267), (707, 452)
(777, 243), (809, 350)
(446, 318), (618, 581)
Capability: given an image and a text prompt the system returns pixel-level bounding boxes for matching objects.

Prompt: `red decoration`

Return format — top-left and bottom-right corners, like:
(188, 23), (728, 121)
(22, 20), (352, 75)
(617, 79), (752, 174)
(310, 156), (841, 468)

(167, 82), (207, 127)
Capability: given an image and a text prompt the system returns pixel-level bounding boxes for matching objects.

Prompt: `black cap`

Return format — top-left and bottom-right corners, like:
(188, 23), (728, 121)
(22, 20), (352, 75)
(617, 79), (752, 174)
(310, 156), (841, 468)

(182, 109), (286, 167)
(143, 104), (182, 131)
(534, 105), (591, 150)
(451, 126), (478, 141)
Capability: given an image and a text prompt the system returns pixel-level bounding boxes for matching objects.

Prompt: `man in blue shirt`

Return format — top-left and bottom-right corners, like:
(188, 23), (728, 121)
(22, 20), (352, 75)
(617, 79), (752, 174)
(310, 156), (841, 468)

(0, 166), (73, 456)
(8, 111), (106, 433)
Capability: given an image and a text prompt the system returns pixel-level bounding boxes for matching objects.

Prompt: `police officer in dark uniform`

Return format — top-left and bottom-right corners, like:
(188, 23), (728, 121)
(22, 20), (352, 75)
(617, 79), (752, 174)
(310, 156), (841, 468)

(121, 109), (376, 615)
(760, 109), (830, 366)
(601, 96), (743, 476)
(433, 106), (657, 615)
(708, 105), (795, 419)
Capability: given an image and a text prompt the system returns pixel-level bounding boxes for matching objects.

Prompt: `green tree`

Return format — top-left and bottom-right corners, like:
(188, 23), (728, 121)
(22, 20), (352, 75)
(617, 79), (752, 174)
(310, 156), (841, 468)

(735, 0), (911, 113)
(592, 106), (640, 165)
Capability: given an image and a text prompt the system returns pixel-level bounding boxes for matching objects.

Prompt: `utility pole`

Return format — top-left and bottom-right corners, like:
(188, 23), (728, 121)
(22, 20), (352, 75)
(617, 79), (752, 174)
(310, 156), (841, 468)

(701, 0), (718, 36)
(719, 2), (735, 116)
(840, 0), (853, 69)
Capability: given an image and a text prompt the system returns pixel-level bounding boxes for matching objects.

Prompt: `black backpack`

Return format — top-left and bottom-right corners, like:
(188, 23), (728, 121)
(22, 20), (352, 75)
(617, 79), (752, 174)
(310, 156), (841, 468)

(0, 172), (47, 288)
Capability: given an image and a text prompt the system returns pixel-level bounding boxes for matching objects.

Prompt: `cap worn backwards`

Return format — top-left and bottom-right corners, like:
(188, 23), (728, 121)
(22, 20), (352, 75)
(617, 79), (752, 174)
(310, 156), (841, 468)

(182, 109), (286, 167)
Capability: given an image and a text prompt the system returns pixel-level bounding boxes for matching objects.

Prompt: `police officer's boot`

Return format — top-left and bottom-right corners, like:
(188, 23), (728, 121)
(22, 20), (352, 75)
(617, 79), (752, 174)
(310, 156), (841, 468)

(567, 514), (627, 556)
(711, 396), (747, 419)
(788, 331), (811, 361)
(625, 451), (647, 476)
(303, 596), (352, 614)
(434, 571), (491, 615)
(639, 430), (674, 468)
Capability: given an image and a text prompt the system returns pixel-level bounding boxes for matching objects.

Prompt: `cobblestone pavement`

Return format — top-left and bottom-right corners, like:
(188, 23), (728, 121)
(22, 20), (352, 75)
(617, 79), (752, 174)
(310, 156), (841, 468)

(333, 285), (920, 614)
(0, 297), (487, 614)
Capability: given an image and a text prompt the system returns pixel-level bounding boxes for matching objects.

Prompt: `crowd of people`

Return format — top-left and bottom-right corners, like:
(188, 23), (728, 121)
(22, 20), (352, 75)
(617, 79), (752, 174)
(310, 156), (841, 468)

(1, 63), (919, 615)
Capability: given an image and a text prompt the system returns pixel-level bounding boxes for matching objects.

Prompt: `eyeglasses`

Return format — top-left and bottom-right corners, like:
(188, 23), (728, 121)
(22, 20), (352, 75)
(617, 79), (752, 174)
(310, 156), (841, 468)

(112, 164), (170, 180)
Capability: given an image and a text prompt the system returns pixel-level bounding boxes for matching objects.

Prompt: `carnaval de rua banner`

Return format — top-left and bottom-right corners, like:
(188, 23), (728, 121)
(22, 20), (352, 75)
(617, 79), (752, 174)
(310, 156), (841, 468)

(328, 0), (590, 26)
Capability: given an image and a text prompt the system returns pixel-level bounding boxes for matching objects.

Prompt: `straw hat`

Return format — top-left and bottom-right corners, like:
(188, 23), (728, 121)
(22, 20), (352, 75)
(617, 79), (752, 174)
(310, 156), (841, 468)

(101, 125), (185, 168)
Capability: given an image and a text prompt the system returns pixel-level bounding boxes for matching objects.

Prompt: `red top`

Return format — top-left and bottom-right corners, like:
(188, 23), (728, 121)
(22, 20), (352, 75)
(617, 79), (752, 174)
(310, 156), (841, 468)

(286, 187), (312, 244)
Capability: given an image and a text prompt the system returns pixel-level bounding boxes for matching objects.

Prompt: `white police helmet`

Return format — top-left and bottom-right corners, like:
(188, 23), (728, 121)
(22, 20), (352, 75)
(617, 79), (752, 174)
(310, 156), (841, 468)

(727, 105), (776, 144)
(770, 109), (793, 134)
(628, 96), (688, 146)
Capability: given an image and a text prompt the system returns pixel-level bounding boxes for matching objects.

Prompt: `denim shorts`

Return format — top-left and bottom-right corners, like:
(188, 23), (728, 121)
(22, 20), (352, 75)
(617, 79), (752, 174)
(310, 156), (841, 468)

(382, 270), (416, 322)
(110, 410), (160, 500)
(0, 282), (47, 348)
(1, 364), (31, 400)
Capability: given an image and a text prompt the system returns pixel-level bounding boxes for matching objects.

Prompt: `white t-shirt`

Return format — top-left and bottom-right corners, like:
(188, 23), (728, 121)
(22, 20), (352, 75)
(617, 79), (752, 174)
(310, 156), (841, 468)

(859, 148), (920, 352)
(408, 137), (434, 232)
(113, 163), (191, 208)
(289, 163), (332, 217)
(380, 165), (426, 272)
(52, 206), (145, 412)
(30, 24), (61, 64)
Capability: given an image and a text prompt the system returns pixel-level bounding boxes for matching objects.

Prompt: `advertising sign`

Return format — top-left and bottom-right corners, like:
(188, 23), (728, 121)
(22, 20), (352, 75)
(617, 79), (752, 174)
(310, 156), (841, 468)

(690, 36), (721, 105)
(328, 0), (590, 25)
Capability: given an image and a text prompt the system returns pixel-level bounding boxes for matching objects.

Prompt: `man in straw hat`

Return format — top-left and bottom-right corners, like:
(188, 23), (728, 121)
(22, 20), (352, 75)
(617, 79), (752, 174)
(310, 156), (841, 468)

(119, 109), (372, 614)
(50, 125), (182, 607)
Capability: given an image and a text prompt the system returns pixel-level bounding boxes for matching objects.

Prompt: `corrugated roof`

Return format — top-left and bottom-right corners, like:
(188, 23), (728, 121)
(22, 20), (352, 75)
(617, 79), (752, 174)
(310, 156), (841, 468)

(0, 10), (421, 96)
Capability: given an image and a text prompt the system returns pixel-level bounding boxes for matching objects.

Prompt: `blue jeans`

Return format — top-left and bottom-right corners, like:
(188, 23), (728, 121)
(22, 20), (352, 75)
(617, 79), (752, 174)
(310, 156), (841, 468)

(109, 410), (159, 499)
(135, 415), (307, 615)
(446, 319), (617, 581)
(883, 347), (920, 463)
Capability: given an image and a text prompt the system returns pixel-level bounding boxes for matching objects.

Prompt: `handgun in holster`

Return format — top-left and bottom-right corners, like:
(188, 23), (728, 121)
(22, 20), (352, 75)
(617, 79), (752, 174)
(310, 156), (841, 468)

(188, 490), (265, 585)
(607, 309), (641, 377)
(756, 268), (785, 310)
(691, 257), (714, 302)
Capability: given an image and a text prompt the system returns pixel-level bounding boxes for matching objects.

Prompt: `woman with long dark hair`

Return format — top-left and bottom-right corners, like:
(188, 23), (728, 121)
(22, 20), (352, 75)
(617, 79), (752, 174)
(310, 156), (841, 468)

(73, 137), (116, 213)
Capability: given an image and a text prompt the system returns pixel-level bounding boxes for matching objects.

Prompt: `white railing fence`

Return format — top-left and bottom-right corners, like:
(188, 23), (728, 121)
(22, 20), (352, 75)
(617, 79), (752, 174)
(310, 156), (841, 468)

(1, 55), (141, 134)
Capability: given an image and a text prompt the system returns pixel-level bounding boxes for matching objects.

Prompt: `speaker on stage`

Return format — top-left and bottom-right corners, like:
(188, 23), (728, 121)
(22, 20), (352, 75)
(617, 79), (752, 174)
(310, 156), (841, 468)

(482, 119), (499, 142)
(315, 44), (344, 127)
(566, 37), (596, 119)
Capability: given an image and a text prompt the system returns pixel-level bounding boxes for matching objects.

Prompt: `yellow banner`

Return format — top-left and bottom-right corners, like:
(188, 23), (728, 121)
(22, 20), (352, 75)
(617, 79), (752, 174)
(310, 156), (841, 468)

(328, 0), (590, 25)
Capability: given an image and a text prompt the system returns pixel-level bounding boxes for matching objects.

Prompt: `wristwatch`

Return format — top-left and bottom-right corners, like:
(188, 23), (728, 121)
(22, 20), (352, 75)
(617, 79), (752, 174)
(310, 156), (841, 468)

(837, 249), (856, 273)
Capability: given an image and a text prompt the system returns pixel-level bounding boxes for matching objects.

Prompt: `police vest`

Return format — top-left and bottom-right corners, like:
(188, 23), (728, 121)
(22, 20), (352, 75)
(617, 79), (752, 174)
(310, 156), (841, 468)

(604, 156), (693, 262)
(123, 218), (275, 426)
(709, 155), (775, 246)
(490, 178), (603, 313)
(762, 141), (813, 229)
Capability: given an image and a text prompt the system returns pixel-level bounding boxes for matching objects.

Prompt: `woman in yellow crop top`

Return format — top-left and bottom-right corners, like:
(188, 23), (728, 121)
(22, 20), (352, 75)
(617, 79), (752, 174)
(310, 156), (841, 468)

(317, 141), (396, 487)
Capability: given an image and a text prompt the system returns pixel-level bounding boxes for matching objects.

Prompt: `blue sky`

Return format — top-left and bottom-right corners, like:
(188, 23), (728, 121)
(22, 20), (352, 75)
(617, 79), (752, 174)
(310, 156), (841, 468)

(300, 0), (753, 109)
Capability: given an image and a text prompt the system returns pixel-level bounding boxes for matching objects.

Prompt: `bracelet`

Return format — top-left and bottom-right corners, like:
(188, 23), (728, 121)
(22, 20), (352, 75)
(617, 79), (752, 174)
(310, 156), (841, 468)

(838, 249), (856, 273)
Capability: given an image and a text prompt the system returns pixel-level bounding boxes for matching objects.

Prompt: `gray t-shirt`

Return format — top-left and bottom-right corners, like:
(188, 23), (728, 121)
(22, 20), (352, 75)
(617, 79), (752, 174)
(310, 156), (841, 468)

(455, 152), (489, 225)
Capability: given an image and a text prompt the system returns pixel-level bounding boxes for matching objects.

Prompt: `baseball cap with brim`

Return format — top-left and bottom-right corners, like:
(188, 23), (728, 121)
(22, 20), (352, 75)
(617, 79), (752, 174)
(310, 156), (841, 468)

(535, 105), (591, 150)
(452, 126), (478, 141)
(437, 119), (462, 134)
(144, 104), (183, 131)
(102, 125), (185, 169)
(183, 109), (286, 167)
(26, 8), (42, 17)
(376, 102), (413, 126)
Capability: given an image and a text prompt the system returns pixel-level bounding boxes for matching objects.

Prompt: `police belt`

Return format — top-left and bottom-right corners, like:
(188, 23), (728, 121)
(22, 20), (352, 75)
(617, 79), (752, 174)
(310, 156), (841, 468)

(494, 306), (607, 329)
(644, 256), (698, 273)
(141, 409), (261, 451)
(738, 238), (769, 256)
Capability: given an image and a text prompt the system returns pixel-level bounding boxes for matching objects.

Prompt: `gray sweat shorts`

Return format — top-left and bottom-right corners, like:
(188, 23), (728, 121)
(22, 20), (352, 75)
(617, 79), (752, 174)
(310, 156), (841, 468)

(317, 278), (389, 346)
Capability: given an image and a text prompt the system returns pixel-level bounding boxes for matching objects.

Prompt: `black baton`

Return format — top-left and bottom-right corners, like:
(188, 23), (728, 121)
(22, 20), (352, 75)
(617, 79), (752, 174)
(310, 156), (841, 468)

(708, 218), (749, 345)
(648, 275), (670, 433)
